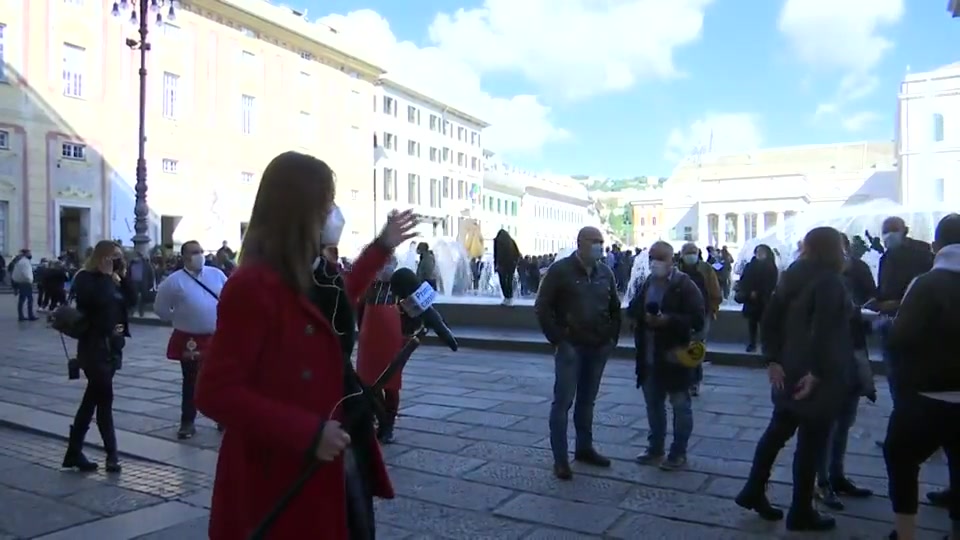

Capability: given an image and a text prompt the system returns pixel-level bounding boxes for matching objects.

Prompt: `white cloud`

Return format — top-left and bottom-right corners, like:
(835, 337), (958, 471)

(778, 0), (904, 72)
(840, 111), (881, 132)
(319, 9), (568, 155)
(664, 114), (763, 161)
(428, 0), (714, 101)
(778, 0), (903, 122)
(320, 1), (715, 154)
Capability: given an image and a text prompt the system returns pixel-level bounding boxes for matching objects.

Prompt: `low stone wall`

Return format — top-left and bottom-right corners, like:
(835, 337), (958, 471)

(434, 302), (884, 349)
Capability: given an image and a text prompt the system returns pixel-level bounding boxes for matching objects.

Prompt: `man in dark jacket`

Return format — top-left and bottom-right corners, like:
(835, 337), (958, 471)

(630, 241), (705, 471)
(493, 229), (520, 305)
(535, 226), (620, 481)
(883, 213), (960, 539)
(866, 216), (934, 449)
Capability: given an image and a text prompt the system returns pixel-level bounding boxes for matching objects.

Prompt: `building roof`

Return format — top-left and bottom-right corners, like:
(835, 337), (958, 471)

(196, 0), (385, 78)
(667, 141), (896, 183)
(379, 77), (490, 129)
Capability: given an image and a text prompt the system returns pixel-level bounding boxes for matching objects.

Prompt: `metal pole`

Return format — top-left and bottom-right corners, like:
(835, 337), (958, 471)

(132, 0), (151, 256)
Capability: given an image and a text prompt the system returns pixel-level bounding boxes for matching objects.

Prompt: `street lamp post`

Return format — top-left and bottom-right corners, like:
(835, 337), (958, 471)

(111, 0), (177, 256)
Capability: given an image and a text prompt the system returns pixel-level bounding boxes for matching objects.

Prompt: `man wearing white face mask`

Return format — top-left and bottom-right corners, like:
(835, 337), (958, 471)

(154, 240), (228, 439)
(628, 241), (705, 471)
(677, 243), (722, 396)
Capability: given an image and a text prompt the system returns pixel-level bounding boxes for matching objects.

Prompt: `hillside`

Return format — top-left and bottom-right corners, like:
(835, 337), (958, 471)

(571, 175), (668, 192)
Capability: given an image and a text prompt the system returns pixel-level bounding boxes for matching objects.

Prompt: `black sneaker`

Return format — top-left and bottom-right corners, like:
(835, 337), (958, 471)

(177, 423), (196, 440)
(574, 448), (611, 467)
(831, 476), (872, 498)
(785, 510), (836, 531)
(815, 483), (844, 510)
(635, 449), (664, 465)
(660, 454), (687, 471)
(926, 488), (951, 508)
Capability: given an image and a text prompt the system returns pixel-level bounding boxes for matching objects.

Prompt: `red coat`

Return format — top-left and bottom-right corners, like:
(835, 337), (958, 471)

(195, 244), (395, 540)
(356, 282), (405, 392)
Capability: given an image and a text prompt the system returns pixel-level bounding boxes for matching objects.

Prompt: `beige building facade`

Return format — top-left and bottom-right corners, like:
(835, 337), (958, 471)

(0, 0), (383, 258)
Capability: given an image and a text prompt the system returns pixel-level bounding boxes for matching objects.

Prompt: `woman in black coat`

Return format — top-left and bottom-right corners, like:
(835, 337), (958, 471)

(734, 227), (855, 532)
(493, 229), (520, 304)
(62, 241), (136, 473)
(738, 244), (779, 352)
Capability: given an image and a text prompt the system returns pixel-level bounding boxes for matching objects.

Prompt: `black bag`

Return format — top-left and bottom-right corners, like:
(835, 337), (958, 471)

(50, 305), (88, 340)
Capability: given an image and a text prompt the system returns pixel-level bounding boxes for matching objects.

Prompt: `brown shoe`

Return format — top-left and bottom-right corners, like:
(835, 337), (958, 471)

(553, 462), (573, 480)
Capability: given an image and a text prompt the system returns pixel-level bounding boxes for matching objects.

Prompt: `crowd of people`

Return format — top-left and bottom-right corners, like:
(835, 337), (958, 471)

(5, 146), (956, 539)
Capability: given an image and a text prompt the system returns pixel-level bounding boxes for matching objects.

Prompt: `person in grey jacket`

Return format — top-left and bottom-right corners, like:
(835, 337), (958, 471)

(415, 242), (438, 291)
(735, 226), (855, 532)
(535, 227), (620, 481)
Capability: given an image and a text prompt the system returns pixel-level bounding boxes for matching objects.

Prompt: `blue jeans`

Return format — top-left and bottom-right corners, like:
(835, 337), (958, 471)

(641, 375), (694, 457)
(817, 393), (860, 483)
(549, 343), (610, 464)
(16, 283), (34, 319)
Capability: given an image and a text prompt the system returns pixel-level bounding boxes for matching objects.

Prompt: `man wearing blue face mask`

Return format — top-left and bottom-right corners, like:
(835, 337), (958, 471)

(535, 226), (621, 480)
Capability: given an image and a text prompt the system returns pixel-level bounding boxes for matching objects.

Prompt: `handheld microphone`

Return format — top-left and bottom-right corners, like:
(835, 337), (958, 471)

(389, 268), (459, 351)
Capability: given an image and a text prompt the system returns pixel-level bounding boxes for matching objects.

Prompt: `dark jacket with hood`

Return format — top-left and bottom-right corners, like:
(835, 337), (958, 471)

(877, 237), (933, 305)
(493, 230), (520, 273)
(628, 271), (705, 393)
(738, 257), (778, 318)
(760, 259), (855, 418)
(888, 244), (960, 394)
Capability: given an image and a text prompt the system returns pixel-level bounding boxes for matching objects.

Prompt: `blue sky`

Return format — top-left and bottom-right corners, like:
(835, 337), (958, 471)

(312, 0), (957, 178)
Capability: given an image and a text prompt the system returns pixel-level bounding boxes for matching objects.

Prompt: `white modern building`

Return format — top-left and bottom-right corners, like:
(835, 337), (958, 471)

(519, 174), (593, 255)
(659, 141), (898, 249)
(372, 77), (488, 242)
(896, 62), (960, 206)
(479, 151), (525, 249)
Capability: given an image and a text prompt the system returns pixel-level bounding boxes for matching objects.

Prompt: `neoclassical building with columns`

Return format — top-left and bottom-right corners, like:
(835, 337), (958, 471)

(655, 141), (898, 251)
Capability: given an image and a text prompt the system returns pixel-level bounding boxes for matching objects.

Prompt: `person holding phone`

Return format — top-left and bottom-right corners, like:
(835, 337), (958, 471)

(735, 227), (856, 532)
(62, 241), (136, 473)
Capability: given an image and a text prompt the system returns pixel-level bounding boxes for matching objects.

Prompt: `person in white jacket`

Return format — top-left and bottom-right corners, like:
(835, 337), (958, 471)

(11, 249), (37, 321)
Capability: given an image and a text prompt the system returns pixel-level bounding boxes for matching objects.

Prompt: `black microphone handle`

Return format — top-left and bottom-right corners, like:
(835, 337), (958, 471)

(248, 330), (427, 540)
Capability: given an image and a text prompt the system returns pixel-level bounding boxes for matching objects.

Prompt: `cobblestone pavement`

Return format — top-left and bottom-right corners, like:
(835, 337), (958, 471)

(0, 296), (953, 538)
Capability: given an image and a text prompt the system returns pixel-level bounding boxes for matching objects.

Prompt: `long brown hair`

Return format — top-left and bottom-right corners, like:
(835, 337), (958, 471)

(800, 226), (844, 273)
(240, 151), (336, 292)
(82, 240), (121, 272)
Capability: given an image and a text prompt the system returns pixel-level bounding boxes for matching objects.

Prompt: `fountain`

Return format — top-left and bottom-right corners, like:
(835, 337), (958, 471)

(623, 251), (651, 306)
(736, 200), (951, 281)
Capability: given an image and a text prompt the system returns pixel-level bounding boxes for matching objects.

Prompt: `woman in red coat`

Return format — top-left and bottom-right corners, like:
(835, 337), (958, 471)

(195, 151), (417, 540)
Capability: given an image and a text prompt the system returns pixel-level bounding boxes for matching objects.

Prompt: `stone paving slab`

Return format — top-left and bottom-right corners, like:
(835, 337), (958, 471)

(0, 427), (210, 539)
(0, 298), (952, 538)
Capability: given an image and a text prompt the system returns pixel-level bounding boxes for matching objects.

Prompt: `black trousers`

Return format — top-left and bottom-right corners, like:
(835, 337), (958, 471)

(180, 360), (200, 424)
(747, 315), (761, 345)
(746, 406), (831, 512)
(884, 393), (960, 521)
(498, 271), (514, 299)
(72, 364), (117, 454)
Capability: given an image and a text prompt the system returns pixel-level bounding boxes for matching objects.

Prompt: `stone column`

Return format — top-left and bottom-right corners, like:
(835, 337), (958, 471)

(736, 212), (745, 245)
(698, 212), (708, 245)
(756, 212), (766, 238)
(776, 212), (786, 240)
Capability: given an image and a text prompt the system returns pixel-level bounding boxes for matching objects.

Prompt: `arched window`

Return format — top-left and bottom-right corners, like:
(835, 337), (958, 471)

(933, 113), (945, 142)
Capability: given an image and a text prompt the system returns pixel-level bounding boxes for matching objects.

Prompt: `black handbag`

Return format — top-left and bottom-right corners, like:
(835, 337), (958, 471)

(50, 305), (88, 340)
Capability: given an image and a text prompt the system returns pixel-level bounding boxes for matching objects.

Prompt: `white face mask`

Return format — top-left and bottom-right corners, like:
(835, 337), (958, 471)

(321, 205), (345, 246)
(188, 254), (205, 270)
(649, 260), (672, 278)
(681, 254), (698, 266)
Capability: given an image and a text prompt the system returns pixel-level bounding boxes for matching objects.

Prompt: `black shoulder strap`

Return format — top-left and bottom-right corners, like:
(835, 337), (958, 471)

(183, 269), (220, 301)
